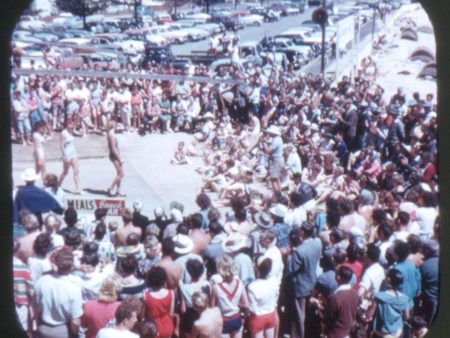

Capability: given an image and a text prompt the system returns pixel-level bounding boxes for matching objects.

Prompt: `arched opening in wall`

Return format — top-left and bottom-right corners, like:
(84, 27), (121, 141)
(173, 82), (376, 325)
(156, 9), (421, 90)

(5, 1), (445, 338)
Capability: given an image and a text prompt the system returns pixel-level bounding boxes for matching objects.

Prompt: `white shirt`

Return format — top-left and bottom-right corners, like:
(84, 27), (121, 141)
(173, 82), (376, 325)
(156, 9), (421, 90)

(416, 207), (437, 237)
(261, 246), (284, 286)
(247, 278), (278, 315)
(96, 327), (139, 338)
(285, 206), (307, 228)
(359, 262), (385, 297)
(286, 152), (302, 174)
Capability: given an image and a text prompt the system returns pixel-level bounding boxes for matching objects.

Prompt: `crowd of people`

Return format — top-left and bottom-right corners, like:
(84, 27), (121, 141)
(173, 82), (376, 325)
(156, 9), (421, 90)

(11, 23), (439, 338)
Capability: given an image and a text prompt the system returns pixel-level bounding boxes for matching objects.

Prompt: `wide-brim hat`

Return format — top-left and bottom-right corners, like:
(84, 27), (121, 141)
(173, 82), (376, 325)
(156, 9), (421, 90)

(203, 112), (215, 119)
(254, 211), (272, 229)
(173, 234), (194, 255)
(265, 125), (281, 136)
(20, 168), (40, 182)
(221, 234), (249, 254)
(269, 203), (288, 219)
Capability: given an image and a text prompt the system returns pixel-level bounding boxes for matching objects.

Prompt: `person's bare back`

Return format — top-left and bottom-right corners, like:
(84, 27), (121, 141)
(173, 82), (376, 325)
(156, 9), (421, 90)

(157, 257), (182, 289)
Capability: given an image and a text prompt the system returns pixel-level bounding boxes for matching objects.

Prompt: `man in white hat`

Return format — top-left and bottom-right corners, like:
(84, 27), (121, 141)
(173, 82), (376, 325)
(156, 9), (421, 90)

(263, 125), (285, 193)
(173, 234), (204, 284)
(269, 204), (292, 251)
(221, 234), (255, 287)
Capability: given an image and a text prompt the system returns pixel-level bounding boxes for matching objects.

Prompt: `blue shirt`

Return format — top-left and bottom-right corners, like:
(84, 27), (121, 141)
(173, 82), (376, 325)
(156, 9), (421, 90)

(393, 261), (421, 309)
(273, 222), (292, 249)
(374, 290), (409, 335)
(270, 136), (283, 158)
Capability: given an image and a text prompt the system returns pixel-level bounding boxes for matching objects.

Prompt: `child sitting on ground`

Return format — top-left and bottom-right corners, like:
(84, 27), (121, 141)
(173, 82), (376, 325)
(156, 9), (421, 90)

(171, 141), (190, 165)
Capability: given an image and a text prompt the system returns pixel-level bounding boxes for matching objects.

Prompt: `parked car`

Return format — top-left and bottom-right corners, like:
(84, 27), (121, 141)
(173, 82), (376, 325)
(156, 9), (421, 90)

(212, 16), (244, 31)
(17, 15), (46, 30)
(12, 31), (43, 44)
(250, 7), (280, 22)
(141, 45), (189, 71)
(237, 14), (264, 26)
(155, 12), (173, 25)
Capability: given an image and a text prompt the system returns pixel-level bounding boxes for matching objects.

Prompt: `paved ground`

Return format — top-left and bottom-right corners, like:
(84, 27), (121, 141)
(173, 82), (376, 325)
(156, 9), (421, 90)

(12, 131), (205, 217)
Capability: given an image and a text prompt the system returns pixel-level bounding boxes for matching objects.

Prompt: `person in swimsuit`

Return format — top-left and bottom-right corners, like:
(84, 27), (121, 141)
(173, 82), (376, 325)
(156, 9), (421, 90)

(107, 121), (125, 197)
(32, 120), (47, 181)
(58, 121), (83, 194)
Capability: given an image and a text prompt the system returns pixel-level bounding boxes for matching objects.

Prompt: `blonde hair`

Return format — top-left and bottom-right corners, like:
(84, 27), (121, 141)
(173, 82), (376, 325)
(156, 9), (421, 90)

(99, 274), (122, 303)
(192, 291), (209, 311)
(217, 255), (237, 280)
(44, 214), (60, 232)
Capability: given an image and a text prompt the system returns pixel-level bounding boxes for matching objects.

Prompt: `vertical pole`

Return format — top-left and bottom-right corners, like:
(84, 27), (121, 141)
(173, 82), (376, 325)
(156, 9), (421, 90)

(371, 2), (377, 52)
(335, 18), (339, 80)
(320, 0), (326, 75)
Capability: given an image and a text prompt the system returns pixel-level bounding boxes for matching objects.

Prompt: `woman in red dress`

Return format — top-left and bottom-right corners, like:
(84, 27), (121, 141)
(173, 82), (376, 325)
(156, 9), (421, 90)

(143, 266), (175, 338)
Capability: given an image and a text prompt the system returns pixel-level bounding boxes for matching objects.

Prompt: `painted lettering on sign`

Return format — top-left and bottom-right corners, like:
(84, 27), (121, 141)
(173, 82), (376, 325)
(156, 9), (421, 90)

(65, 198), (125, 216)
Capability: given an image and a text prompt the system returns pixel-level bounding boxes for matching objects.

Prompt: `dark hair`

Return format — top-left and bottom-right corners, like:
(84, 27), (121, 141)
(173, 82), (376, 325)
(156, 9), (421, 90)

(333, 248), (347, 265)
(339, 198), (353, 215)
(326, 197), (339, 212)
(115, 302), (138, 324)
(119, 254), (138, 276)
(257, 258), (272, 279)
(207, 207), (221, 222)
(421, 192), (436, 207)
(54, 246), (74, 274)
(230, 197), (246, 213)
(330, 228), (343, 243)
(387, 268), (404, 289)
(366, 243), (381, 262)
(393, 240), (410, 262)
(290, 191), (304, 207)
(407, 234), (422, 254)
(186, 259), (205, 281)
(209, 221), (223, 236)
(346, 242), (362, 262)
(136, 318), (159, 338)
(83, 241), (99, 255)
(377, 222), (394, 241)
(126, 232), (141, 246)
(289, 228), (302, 247)
(372, 209), (387, 224)
(235, 208), (247, 222)
(190, 213), (204, 229)
(146, 266), (167, 289)
(95, 208), (108, 221)
(64, 207), (78, 227)
(81, 253), (99, 267)
(336, 265), (353, 283)
(161, 238), (175, 256)
(196, 193), (211, 209)
(396, 211), (410, 226)
(176, 223), (190, 235)
(33, 232), (53, 257)
(94, 222), (107, 241)
(301, 221), (314, 238)
(64, 229), (82, 249)
(327, 211), (341, 228)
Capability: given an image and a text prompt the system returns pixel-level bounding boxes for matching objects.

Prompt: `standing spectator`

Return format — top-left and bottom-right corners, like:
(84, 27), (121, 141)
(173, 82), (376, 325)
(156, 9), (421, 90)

(28, 232), (53, 283)
(191, 291), (223, 338)
(268, 204), (291, 251)
(392, 240), (421, 311)
(33, 246), (83, 338)
(202, 221), (226, 277)
(13, 241), (34, 336)
(12, 89), (32, 145)
(287, 221), (322, 338)
(156, 238), (182, 289)
(143, 266), (175, 338)
(173, 234), (204, 285)
(211, 255), (249, 338)
(419, 239), (439, 326)
(263, 125), (285, 193)
(115, 208), (142, 247)
(324, 265), (360, 338)
(81, 275), (122, 338)
(247, 258), (278, 338)
(117, 254), (147, 300)
(221, 234), (255, 287)
(16, 213), (41, 264)
(96, 302), (140, 338)
(369, 269), (410, 338)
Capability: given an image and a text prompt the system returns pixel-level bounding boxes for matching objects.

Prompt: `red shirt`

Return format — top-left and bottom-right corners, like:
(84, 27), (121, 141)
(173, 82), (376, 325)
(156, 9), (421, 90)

(81, 300), (121, 338)
(344, 261), (363, 290)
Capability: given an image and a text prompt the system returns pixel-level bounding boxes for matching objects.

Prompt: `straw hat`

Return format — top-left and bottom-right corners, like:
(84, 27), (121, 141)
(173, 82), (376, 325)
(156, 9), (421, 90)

(265, 125), (281, 136)
(269, 204), (288, 219)
(254, 211), (272, 229)
(173, 234), (194, 255)
(221, 234), (250, 254)
(20, 168), (40, 182)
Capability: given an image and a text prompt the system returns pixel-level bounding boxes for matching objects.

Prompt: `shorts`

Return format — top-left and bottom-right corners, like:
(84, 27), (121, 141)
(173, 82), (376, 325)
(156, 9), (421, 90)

(222, 313), (242, 335)
(249, 312), (275, 335)
(269, 157), (285, 178)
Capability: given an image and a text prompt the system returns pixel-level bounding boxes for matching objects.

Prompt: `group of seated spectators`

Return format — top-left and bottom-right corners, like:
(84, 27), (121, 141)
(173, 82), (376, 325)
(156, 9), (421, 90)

(11, 18), (439, 338)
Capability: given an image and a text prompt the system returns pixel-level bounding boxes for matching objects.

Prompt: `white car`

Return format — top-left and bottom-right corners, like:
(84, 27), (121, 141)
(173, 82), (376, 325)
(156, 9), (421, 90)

(237, 14), (264, 26)
(18, 15), (46, 30)
(184, 12), (211, 22)
(197, 23), (223, 35)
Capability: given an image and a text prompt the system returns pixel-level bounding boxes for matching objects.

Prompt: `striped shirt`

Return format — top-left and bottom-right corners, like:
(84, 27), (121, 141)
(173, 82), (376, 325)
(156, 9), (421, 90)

(13, 256), (33, 305)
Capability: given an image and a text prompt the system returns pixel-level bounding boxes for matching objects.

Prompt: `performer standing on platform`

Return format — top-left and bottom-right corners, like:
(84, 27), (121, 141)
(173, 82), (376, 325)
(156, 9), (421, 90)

(59, 121), (83, 195)
(107, 121), (125, 197)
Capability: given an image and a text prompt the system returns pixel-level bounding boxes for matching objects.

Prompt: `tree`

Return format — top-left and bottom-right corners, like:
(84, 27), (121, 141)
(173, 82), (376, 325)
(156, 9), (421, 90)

(55, 0), (107, 30)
